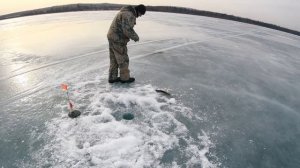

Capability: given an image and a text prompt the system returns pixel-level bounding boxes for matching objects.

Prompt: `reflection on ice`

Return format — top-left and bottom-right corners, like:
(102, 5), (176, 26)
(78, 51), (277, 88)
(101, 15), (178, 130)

(14, 74), (29, 87)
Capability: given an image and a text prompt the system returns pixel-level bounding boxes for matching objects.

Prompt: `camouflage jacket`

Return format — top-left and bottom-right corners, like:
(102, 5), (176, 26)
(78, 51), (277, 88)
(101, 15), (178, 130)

(107, 6), (139, 44)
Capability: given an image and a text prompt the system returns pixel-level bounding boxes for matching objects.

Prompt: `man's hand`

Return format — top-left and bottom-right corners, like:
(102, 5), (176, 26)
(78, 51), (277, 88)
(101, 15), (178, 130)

(133, 36), (139, 42)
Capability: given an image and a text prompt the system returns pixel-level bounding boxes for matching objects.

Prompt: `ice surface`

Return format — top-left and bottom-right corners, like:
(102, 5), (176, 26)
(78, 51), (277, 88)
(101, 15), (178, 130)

(0, 11), (300, 168)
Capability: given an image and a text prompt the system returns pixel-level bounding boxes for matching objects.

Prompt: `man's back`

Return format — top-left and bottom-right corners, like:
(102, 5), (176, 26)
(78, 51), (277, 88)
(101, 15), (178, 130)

(107, 6), (138, 44)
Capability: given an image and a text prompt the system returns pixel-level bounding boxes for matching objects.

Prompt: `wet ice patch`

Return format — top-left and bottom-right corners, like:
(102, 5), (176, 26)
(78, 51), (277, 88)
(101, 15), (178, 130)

(28, 84), (219, 168)
(7, 51), (45, 64)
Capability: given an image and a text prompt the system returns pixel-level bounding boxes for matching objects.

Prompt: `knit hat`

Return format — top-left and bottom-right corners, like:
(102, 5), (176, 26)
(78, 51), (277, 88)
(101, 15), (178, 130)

(135, 4), (146, 15)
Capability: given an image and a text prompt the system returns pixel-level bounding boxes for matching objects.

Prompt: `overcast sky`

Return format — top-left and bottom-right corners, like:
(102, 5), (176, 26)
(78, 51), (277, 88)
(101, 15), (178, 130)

(1, 0), (300, 31)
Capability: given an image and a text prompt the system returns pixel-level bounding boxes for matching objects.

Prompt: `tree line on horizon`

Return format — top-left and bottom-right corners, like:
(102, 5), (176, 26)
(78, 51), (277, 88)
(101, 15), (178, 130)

(0, 3), (299, 36)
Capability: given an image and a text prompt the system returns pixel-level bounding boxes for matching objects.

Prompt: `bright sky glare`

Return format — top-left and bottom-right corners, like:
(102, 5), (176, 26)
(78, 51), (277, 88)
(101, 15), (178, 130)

(1, 0), (300, 31)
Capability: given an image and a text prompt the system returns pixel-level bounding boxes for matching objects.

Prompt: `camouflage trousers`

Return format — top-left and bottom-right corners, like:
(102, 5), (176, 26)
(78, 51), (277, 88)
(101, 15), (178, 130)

(108, 41), (131, 81)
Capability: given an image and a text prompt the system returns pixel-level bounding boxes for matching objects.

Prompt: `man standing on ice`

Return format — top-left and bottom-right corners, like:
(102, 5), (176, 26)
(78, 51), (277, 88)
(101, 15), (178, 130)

(107, 4), (146, 83)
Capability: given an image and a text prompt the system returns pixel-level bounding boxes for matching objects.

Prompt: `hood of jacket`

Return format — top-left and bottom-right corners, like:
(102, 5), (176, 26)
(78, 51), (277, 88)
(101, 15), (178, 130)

(120, 6), (137, 17)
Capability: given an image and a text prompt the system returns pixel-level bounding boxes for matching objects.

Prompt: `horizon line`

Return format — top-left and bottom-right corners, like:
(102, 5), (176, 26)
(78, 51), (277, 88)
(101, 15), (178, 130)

(0, 3), (299, 36)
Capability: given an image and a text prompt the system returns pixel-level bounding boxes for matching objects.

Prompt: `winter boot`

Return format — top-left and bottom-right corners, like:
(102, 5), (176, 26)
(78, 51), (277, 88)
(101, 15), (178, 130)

(120, 77), (135, 83)
(109, 77), (120, 83)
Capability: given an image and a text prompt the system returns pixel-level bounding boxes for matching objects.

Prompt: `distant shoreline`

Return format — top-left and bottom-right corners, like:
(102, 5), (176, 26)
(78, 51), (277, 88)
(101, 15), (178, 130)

(0, 3), (299, 36)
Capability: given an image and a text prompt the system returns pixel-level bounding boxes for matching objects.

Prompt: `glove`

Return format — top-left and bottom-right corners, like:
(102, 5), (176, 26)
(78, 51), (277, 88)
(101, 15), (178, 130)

(133, 36), (139, 42)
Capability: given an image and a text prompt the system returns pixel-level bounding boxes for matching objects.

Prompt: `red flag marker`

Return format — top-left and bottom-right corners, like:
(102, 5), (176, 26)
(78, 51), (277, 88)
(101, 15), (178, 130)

(61, 83), (68, 91)
(60, 83), (81, 118)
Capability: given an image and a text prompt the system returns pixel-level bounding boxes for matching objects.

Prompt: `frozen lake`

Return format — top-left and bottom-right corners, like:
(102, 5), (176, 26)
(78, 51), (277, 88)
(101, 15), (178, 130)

(0, 11), (300, 168)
